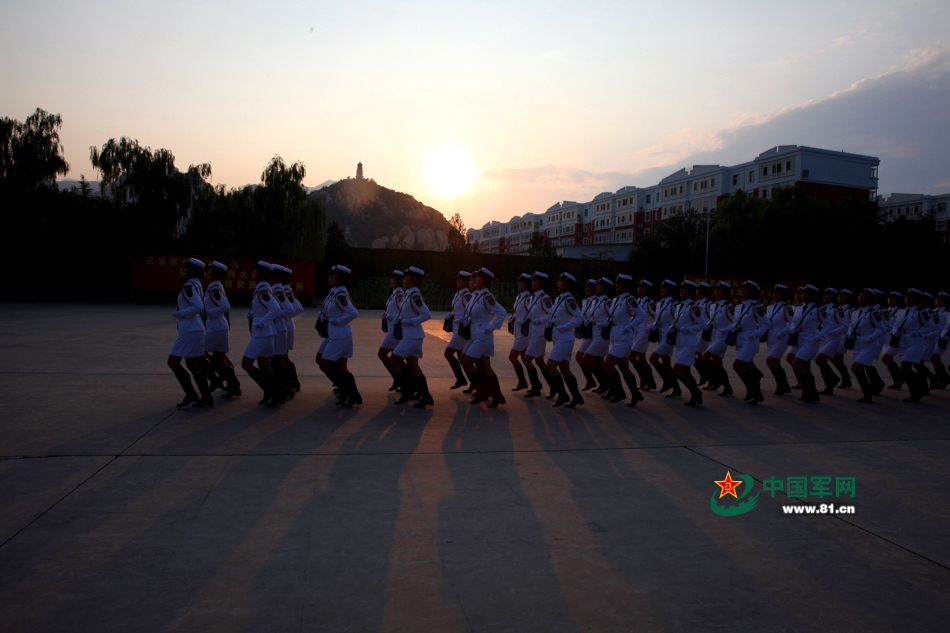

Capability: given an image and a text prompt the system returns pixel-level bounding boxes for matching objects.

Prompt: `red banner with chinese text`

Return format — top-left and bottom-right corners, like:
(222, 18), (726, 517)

(131, 255), (316, 294)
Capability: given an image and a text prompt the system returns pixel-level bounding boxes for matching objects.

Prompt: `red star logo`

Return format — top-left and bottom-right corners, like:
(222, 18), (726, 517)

(714, 472), (743, 499)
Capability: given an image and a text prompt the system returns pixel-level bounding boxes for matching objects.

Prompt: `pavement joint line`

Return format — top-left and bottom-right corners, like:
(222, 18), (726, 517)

(5, 435), (950, 459)
(680, 444), (950, 575)
(0, 407), (179, 552)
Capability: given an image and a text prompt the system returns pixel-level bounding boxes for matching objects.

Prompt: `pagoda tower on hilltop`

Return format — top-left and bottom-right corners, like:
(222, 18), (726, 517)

(356, 162), (363, 179)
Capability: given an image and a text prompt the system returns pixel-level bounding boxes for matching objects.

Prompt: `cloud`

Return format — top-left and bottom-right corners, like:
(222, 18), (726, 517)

(478, 164), (634, 193)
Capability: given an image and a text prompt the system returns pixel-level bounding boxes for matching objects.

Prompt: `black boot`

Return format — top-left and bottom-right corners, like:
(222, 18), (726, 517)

(903, 369), (924, 403)
(856, 372), (873, 403)
(737, 371), (754, 402)
(624, 374), (644, 407)
(886, 362), (904, 389)
(413, 374), (435, 408)
(580, 366), (596, 391)
(641, 365), (657, 391)
(657, 365), (674, 393)
(802, 374), (820, 403)
(750, 361), (764, 380)
(746, 370), (764, 405)
(394, 370), (416, 404)
(191, 371), (214, 408)
(834, 360), (852, 389)
(540, 371), (556, 400)
(486, 375), (506, 408)
(681, 375), (703, 407)
(384, 364), (399, 392)
(866, 366), (886, 394)
(248, 368), (270, 405)
(717, 367), (733, 396)
(470, 373), (492, 404)
(665, 369), (682, 398)
(819, 364), (840, 395)
(512, 364), (528, 391)
(525, 369), (542, 398)
(202, 356), (223, 392)
(462, 369), (478, 394)
(550, 374), (570, 407)
(341, 374), (362, 407)
(220, 363), (242, 399)
(448, 358), (467, 390)
(772, 367), (792, 395)
(565, 375), (584, 408)
(263, 371), (283, 407)
(919, 364), (937, 393)
(933, 362), (950, 389)
(174, 370), (200, 407)
(609, 372), (627, 404)
(286, 359), (301, 392)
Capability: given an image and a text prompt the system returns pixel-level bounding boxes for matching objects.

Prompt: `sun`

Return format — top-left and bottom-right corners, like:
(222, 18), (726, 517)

(425, 146), (474, 197)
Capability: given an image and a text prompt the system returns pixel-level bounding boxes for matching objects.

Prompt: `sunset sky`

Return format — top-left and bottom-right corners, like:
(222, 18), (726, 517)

(3, 0), (949, 230)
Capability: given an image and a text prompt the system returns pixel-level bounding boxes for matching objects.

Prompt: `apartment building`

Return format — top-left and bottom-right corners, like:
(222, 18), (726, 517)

(466, 145), (881, 255)
(879, 192), (950, 243)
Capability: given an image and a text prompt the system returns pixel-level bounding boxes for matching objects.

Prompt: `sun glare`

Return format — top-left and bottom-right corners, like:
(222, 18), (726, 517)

(425, 147), (474, 197)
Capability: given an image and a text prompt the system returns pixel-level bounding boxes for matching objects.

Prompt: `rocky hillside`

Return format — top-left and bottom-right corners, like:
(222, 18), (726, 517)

(310, 178), (451, 251)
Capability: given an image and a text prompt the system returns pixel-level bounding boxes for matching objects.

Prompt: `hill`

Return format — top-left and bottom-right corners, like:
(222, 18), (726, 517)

(310, 178), (451, 251)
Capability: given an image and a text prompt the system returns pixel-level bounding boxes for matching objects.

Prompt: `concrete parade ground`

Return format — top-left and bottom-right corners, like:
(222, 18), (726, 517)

(1, 302), (949, 632)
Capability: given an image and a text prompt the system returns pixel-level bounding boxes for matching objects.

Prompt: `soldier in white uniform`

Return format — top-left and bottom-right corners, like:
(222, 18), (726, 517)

(814, 288), (849, 395)
(785, 286), (805, 388)
(668, 280), (709, 406)
(649, 279), (681, 397)
(522, 272), (552, 398)
(763, 284), (795, 396)
(315, 265), (361, 407)
(862, 289), (889, 395)
(881, 290), (906, 389)
(893, 288), (928, 402)
(444, 271), (473, 390)
(630, 280), (657, 390)
(700, 282), (735, 396)
(542, 273), (584, 408)
(269, 265), (296, 401)
(728, 280), (769, 405)
(242, 260), (282, 406)
(277, 265), (305, 393)
(848, 288), (887, 403)
(601, 274), (646, 407)
(917, 293), (942, 391)
(832, 289), (856, 389)
(390, 266), (434, 408)
(203, 260), (241, 399)
(930, 291), (950, 387)
(460, 268), (508, 408)
(508, 273), (534, 391)
(693, 282), (713, 386)
(168, 258), (214, 408)
(573, 280), (597, 390)
(789, 285), (823, 403)
(378, 269), (406, 392)
(580, 278), (613, 393)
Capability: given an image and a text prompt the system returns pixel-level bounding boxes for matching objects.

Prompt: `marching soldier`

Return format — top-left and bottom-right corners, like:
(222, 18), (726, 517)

(390, 266), (435, 408)
(580, 278), (613, 393)
(522, 272), (552, 398)
(893, 288), (928, 402)
(881, 290), (905, 389)
(315, 265), (361, 407)
(460, 268), (508, 408)
(270, 264), (295, 400)
(789, 284), (823, 403)
(848, 288), (887, 403)
(700, 282), (735, 395)
(728, 280), (769, 405)
(204, 260), (241, 399)
(508, 273), (534, 391)
(277, 265), (305, 393)
(694, 282), (713, 386)
(379, 269), (406, 392)
(575, 279), (599, 390)
(930, 291), (950, 387)
(763, 284), (795, 395)
(543, 272), (584, 407)
(786, 286), (805, 389)
(601, 274), (646, 407)
(242, 261), (281, 406)
(833, 289), (856, 388)
(444, 271), (472, 390)
(814, 288), (847, 395)
(668, 280), (709, 406)
(168, 258), (214, 408)
(630, 280), (657, 390)
(649, 279), (681, 396)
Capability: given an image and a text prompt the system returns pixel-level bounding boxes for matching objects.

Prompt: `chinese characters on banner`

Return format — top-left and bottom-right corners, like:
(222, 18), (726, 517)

(131, 255), (316, 294)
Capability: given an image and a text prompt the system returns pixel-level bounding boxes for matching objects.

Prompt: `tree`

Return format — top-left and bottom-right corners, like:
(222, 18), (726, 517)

(0, 108), (69, 194)
(446, 212), (468, 251)
(528, 232), (561, 273)
(325, 221), (350, 265)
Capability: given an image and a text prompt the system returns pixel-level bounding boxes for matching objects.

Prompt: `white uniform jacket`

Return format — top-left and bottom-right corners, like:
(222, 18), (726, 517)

(790, 302), (822, 344)
(173, 278), (206, 334)
(765, 301), (794, 343)
(525, 291), (553, 339)
(395, 286), (430, 339)
(670, 298), (709, 344)
(546, 292), (583, 343)
(249, 281), (280, 338)
(731, 300), (769, 344)
(605, 293), (644, 341)
(848, 306), (885, 350)
(450, 288), (472, 335)
(203, 280), (230, 333)
(465, 288), (507, 340)
(511, 290), (531, 329)
(653, 296), (678, 336)
(383, 287), (406, 332)
(284, 284), (304, 332)
(325, 286), (359, 338)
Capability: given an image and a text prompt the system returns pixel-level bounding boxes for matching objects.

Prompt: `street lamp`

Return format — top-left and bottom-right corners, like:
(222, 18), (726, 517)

(704, 207), (715, 275)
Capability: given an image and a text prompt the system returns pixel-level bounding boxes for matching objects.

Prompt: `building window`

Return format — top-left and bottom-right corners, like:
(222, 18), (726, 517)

(762, 189), (768, 198)
(936, 220), (947, 231)
(763, 167), (768, 176)
(732, 174), (738, 186)
(871, 166), (879, 179)
(644, 228), (651, 235)
(679, 185), (683, 194)
(802, 169), (809, 179)
(645, 194), (651, 204)
(645, 211), (651, 222)
(786, 161), (792, 172)
(748, 171), (754, 182)
(710, 177), (716, 187)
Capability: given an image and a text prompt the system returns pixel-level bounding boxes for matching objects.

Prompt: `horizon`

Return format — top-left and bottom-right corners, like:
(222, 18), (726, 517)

(5, 1), (950, 229)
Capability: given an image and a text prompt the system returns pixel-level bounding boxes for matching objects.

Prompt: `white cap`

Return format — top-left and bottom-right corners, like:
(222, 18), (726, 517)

(804, 284), (820, 293)
(639, 279), (653, 287)
(698, 282), (711, 289)
(681, 279), (697, 288)
(616, 274), (633, 282)
(661, 279), (677, 287)
(773, 283), (788, 290)
(392, 269), (405, 277)
(210, 261), (227, 272)
(559, 272), (576, 282)
(335, 265), (352, 275)
(598, 277), (614, 286)
(457, 270), (471, 278)
(188, 258), (206, 269)
(407, 266), (424, 276)
(532, 271), (548, 279)
(477, 267), (494, 278)
(743, 280), (760, 289)
(257, 260), (273, 270)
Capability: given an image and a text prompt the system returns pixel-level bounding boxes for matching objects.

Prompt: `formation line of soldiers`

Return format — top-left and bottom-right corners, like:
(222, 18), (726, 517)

(168, 261), (949, 409)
